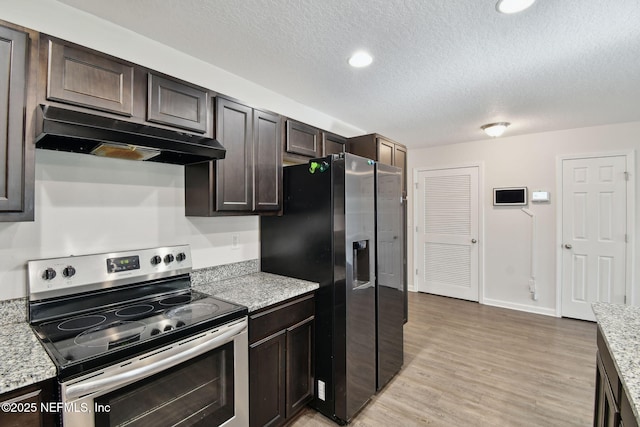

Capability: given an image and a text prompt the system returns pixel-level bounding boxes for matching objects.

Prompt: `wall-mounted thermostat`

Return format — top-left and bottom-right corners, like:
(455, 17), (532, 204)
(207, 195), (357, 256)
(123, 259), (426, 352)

(531, 191), (550, 202)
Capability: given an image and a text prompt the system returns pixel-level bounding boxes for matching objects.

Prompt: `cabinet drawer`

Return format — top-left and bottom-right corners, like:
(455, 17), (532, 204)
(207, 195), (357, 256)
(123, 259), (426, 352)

(147, 73), (208, 133)
(47, 39), (134, 116)
(249, 294), (314, 344)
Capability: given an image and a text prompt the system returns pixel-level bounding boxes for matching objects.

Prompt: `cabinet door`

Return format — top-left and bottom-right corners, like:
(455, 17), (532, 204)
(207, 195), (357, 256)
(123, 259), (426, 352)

(147, 73), (207, 133)
(621, 386), (639, 427)
(323, 132), (346, 156)
(47, 39), (134, 116)
(393, 143), (408, 323)
(254, 110), (281, 212)
(0, 25), (28, 215)
(377, 137), (395, 166)
(286, 120), (321, 158)
(594, 352), (620, 427)
(250, 332), (286, 427)
(285, 316), (314, 419)
(394, 144), (407, 195)
(215, 97), (253, 211)
(0, 379), (58, 427)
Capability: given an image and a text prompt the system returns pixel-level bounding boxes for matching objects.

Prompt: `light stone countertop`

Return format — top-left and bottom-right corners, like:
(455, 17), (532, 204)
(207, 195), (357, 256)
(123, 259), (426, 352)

(0, 321), (57, 393)
(0, 297), (28, 324)
(592, 303), (640, 423)
(193, 272), (319, 312)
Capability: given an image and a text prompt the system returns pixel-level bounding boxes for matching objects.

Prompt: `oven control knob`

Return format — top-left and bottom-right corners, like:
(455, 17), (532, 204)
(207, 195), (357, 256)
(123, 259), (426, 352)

(150, 255), (162, 266)
(62, 266), (76, 278)
(164, 254), (175, 264)
(176, 252), (186, 262)
(42, 268), (57, 280)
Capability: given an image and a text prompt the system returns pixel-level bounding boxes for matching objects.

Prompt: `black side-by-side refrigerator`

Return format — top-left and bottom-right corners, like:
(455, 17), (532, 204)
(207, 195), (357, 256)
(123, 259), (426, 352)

(374, 162), (405, 391)
(260, 153), (404, 424)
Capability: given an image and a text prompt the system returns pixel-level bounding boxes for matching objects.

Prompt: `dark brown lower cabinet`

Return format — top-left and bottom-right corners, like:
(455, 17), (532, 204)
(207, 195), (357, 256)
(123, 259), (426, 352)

(250, 331), (286, 426)
(0, 379), (58, 427)
(595, 351), (620, 427)
(249, 294), (314, 427)
(594, 325), (639, 427)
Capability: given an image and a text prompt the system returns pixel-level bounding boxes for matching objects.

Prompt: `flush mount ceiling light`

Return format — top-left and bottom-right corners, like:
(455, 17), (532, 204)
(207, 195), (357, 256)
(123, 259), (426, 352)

(348, 51), (373, 68)
(481, 122), (511, 137)
(496, 0), (536, 14)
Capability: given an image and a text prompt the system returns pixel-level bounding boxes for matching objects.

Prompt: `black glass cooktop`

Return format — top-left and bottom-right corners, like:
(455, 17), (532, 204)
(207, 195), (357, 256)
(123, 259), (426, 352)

(30, 282), (247, 380)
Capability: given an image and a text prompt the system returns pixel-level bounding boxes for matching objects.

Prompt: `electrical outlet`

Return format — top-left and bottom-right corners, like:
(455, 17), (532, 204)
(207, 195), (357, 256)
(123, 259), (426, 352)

(231, 234), (239, 250)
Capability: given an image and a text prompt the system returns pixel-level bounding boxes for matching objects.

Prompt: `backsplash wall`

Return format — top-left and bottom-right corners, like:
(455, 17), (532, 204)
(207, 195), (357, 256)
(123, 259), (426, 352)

(0, 150), (260, 300)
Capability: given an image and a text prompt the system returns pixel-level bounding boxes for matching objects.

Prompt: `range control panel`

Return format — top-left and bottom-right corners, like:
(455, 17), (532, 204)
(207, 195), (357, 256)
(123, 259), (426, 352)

(107, 255), (141, 273)
(28, 245), (192, 300)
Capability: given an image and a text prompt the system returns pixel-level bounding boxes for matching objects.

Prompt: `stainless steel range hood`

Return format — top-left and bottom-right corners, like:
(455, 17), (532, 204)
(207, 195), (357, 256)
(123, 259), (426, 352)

(35, 105), (226, 164)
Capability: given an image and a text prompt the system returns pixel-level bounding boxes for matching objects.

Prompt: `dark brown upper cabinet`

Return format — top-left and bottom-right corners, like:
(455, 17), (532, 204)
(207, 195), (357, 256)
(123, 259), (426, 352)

(322, 131), (346, 156)
(40, 35), (213, 138)
(0, 22), (36, 222)
(254, 110), (282, 211)
(347, 133), (407, 195)
(147, 73), (208, 133)
(213, 97), (253, 211)
(284, 119), (347, 164)
(46, 38), (134, 116)
(285, 119), (321, 158)
(394, 145), (407, 194)
(185, 97), (282, 216)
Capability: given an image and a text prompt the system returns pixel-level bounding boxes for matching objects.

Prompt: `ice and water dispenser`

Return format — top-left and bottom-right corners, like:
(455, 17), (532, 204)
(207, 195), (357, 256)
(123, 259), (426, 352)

(352, 240), (370, 289)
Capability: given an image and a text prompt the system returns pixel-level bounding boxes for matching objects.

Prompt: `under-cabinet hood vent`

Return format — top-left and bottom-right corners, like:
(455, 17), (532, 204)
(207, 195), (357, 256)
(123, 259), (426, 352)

(35, 105), (226, 164)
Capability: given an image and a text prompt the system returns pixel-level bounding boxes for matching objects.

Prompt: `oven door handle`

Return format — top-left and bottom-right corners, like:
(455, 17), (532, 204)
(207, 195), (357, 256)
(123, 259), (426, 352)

(64, 320), (246, 401)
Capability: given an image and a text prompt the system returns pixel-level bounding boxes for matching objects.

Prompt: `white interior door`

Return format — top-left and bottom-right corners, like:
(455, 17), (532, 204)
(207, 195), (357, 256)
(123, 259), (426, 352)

(416, 167), (479, 301)
(561, 156), (627, 321)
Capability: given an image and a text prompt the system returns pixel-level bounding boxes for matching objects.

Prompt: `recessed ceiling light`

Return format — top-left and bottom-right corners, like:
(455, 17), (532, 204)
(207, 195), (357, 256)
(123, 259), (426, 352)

(348, 51), (373, 68)
(496, 0), (536, 14)
(481, 122), (511, 137)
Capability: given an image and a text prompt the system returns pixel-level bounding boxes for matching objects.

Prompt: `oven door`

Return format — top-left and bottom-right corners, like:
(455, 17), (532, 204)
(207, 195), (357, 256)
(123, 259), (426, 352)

(60, 318), (248, 427)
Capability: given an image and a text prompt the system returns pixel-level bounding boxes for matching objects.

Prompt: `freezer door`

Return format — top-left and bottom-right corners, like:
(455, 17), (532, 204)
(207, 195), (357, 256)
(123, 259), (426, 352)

(338, 153), (377, 420)
(375, 163), (404, 390)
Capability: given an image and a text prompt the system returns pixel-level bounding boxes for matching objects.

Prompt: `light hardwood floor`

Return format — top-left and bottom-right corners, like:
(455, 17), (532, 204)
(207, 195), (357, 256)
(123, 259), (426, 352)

(292, 292), (597, 426)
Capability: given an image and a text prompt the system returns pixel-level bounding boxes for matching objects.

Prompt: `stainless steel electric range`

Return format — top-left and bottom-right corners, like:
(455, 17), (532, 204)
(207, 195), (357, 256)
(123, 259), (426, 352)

(27, 245), (249, 427)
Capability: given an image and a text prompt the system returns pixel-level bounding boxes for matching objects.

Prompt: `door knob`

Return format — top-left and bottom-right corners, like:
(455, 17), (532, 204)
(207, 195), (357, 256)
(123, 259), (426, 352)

(471, 239), (477, 244)
(564, 244), (572, 249)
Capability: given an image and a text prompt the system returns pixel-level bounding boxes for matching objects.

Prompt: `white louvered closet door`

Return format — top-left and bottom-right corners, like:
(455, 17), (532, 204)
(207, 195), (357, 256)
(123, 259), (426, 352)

(416, 167), (479, 301)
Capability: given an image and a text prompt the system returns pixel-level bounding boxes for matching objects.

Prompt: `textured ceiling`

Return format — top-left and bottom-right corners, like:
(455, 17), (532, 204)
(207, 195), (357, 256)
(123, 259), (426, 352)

(56, 0), (640, 148)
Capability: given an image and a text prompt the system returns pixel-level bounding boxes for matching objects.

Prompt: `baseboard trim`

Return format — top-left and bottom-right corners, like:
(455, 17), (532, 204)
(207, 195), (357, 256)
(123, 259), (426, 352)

(482, 298), (557, 317)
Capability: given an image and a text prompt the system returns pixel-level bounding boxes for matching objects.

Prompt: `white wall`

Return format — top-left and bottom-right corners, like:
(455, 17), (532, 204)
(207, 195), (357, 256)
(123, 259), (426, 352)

(0, 150), (260, 300)
(0, 0), (365, 300)
(408, 121), (640, 315)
